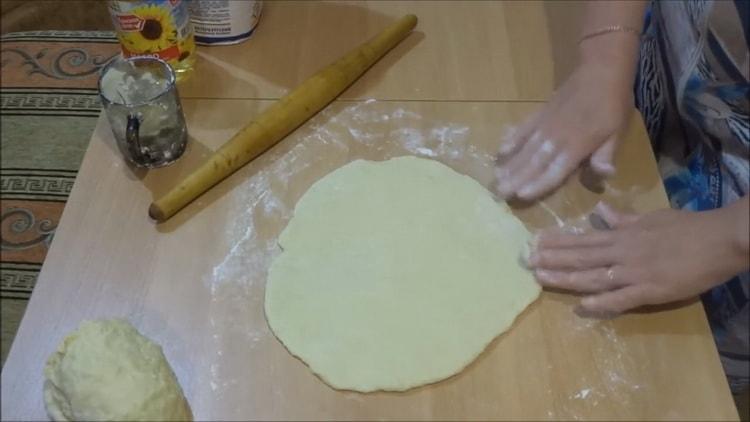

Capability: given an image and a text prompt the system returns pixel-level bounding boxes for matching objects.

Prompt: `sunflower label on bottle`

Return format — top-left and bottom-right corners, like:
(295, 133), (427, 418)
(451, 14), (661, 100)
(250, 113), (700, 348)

(108, 0), (195, 79)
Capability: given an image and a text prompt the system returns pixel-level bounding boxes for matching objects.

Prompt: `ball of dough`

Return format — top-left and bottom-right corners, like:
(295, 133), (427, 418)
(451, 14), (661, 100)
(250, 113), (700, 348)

(43, 319), (192, 421)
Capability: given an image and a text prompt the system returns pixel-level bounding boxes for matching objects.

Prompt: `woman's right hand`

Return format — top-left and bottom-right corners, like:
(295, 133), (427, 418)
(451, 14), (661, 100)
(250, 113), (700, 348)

(495, 57), (635, 201)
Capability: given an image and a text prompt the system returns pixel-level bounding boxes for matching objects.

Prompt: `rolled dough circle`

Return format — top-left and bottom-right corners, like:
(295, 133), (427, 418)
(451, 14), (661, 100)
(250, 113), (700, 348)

(43, 319), (192, 421)
(265, 156), (540, 392)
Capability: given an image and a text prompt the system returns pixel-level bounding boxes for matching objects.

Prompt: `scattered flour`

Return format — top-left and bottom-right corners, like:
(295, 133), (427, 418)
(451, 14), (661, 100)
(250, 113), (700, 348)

(571, 388), (591, 400)
(559, 316), (646, 420)
(200, 99), (646, 415)
(203, 99), (497, 399)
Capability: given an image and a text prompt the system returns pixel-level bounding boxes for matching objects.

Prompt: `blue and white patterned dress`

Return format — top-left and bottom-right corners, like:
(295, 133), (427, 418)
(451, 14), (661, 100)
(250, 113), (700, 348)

(635, 0), (749, 393)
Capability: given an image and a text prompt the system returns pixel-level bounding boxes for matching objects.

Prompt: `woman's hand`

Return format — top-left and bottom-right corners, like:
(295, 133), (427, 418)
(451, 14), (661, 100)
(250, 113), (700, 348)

(494, 0), (647, 201)
(495, 58), (635, 201)
(528, 201), (750, 315)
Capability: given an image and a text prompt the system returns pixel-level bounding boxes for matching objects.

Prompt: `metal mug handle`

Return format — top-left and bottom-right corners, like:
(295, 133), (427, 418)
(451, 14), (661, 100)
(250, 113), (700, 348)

(126, 112), (147, 162)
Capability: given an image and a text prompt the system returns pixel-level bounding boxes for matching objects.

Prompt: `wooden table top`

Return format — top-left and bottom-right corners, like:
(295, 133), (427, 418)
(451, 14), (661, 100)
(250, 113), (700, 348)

(1, 2), (738, 420)
(177, 0), (580, 101)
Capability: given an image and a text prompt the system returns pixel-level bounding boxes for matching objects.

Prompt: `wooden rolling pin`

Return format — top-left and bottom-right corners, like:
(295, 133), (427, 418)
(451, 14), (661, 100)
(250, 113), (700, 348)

(149, 14), (419, 222)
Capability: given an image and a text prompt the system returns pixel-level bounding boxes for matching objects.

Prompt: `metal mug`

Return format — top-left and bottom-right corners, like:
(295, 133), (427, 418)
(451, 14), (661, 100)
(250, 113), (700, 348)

(98, 56), (188, 168)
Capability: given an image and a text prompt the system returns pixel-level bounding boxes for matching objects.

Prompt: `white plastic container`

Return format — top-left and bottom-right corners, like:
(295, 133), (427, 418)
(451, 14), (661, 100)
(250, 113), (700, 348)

(189, 0), (262, 45)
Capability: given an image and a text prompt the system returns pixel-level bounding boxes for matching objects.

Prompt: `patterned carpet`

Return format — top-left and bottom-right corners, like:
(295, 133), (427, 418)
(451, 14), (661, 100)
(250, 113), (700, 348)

(0, 31), (119, 366)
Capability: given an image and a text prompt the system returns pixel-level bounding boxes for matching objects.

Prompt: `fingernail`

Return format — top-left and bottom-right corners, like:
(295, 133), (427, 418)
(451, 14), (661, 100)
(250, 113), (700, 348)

(521, 238), (535, 268)
(516, 185), (536, 200)
(591, 158), (616, 175)
(597, 163), (616, 175)
(534, 269), (551, 282)
(496, 181), (512, 195)
(498, 142), (516, 155)
(573, 304), (587, 317)
(580, 296), (596, 308)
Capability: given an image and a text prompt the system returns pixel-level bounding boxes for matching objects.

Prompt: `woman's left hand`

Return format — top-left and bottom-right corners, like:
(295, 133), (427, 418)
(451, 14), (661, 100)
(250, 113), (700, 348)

(528, 202), (748, 315)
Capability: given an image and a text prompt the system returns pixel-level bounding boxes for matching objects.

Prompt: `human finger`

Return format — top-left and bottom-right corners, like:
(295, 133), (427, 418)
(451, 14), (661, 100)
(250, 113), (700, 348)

(495, 132), (542, 189)
(594, 202), (639, 229)
(498, 133), (557, 198)
(589, 135), (618, 176)
(535, 267), (623, 293)
(515, 152), (579, 200)
(497, 110), (542, 157)
(579, 285), (648, 314)
(527, 245), (616, 270)
(535, 230), (614, 248)
(517, 127), (618, 200)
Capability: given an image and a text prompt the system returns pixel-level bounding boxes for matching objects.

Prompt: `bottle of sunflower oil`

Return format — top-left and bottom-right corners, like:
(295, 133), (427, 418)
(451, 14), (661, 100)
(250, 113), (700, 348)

(108, 0), (196, 81)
